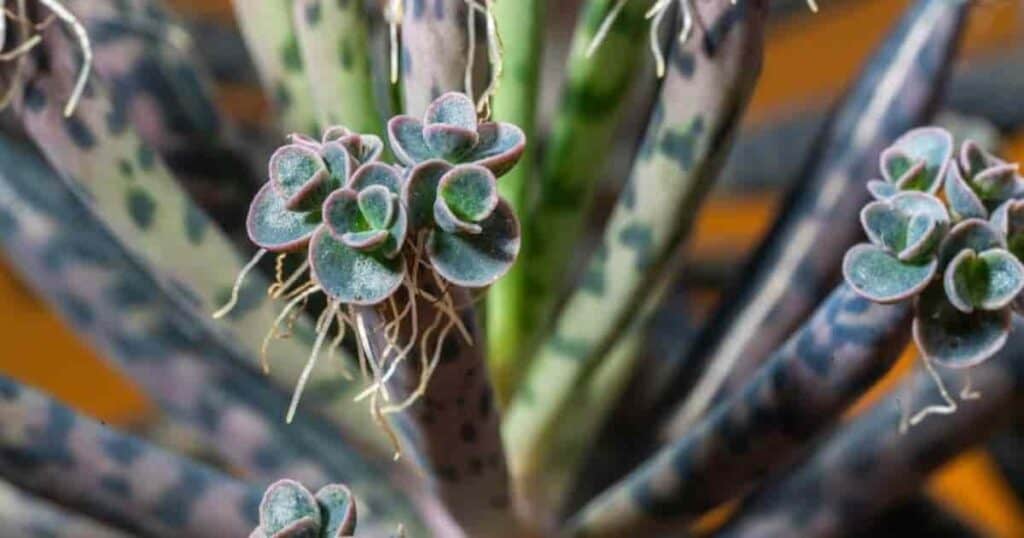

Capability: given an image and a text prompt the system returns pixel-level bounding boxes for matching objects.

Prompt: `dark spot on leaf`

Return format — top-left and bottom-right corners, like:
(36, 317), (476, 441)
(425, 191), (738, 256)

(64, 116), (96, 149)
(23, 82), (46, 112)
(460, 422), (477, 443)
(305, 0), (322, 25)
(126, 188), (156, 229)
(102, 435), (143, 464)
(137, 145), (156, 171)
(99, 475), (132, 496)
(119, 159), (134, 178)
(281, 37), (304, 72)
(184, 204), (208, 245)
(618, 222), (654, 270)
(155, 467), (210, 527)
(548, 334), (591, 360)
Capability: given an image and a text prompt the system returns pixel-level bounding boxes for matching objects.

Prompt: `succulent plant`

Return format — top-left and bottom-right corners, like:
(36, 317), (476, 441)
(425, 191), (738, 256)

(254, 480), (357, 538)
(4, 1), (1024, 538)
(846, 127), (1024, 367)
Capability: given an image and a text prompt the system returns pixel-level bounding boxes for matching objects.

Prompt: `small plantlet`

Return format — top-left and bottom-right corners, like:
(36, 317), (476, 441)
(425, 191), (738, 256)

(216, 92), (524, 452)
(253, 479), (357, 538)
(844, 126), (1024, 422)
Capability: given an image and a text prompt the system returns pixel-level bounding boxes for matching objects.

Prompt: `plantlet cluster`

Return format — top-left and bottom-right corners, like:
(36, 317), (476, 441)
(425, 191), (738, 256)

(217, 92), (525, 433)
(254, 480), (358, 538)
(844, 127), (1024, 368)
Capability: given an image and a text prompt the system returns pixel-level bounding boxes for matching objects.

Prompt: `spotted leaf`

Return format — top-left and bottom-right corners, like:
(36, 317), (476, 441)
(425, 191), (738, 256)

(913, 281), (1010, 368)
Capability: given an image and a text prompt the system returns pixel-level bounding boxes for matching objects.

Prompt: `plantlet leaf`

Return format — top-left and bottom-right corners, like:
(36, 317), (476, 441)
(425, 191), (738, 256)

(357, 185), (396, 230)
(843, 243), (936, 303)
(347, 162), (403, 194)
(424, 92), (478, 131)
(428, 198), (521, 287)
(247, 183), (321, 252)
(403, 160), (453, 230)
(423, 123), (479, 161)
(991, 199), (1024, 262)
(960, 139), (1002, 179)
(860, 191), (947, 262)
(937, 218), (1006, 267)
(341, 229), (390, 250)
(259, 479), (321, 537)
(884, 126), (953, 195)
(913, 281), (1010, 368)
(438, 165), (499, 223)
(338, 134), (384, 168)
(972, 163), (1020, 202)
(309, 227), (405, 304)
(944, 164), (987, 221)
(388, 116), (434, 166)
(861, 200), (908, 252)
(319, 142), (354, 186)
(943, 248), (1024, 313)
(323, 189), (366, 239)
(879, 147), (915, 184)
(270, 144), (331, 211)
(433, 195), (483, 235)
(322, 126), (352, 143)
(867, 179), (899, 200)
(315, 485), (358, 538)
(463, 122), (527, 177)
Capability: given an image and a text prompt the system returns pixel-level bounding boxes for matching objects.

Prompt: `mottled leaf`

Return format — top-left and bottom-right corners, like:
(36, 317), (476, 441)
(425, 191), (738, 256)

(843, 243), (936, 303)
(914, 281), (1010, 368)
(247, 183), (321, 252)
(323, 189), (367, 239)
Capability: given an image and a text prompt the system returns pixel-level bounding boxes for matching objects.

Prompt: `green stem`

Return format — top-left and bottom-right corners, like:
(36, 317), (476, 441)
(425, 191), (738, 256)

(503, 0), (767, 517)
(231, 0), (318, 134)
(292, 0), (384, 134)
(486, 0), (544, 404)
(512, 0), (651, 372)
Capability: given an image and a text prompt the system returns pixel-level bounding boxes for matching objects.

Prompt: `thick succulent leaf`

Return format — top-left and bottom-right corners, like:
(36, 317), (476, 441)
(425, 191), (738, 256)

(843, 243), (936, 303)
(381, 200), (408, 259)
(879, 147), (916, 184)
(944, 248), (1024, 313)
(339, 134), (384, 167)
(972, 163), (1021, 202)
(388, 116), (434, 166)
(867, 179), (899, 200)
(260, 480), (321, 537)
(991, 199), (1024, 260)
(310, 227), (405, 304)
(886, 126), (953, 194)
(424, 92), (478, 130)
(434, 195), (483, 235)
(357, 185), (396, 230)
(319, 142), (354, 186)
(323, 189), (367, 239)
(427, 198), (521, 287)
(861, 200), (907, 252)
(315, 485), (357, 538)
(960, 139), (1003, 178)
(944, 164), (987, 221)
(247, 183), (321, 252)
(423, 123), (479, 161)
(270, 144), (331, 211)
(913, 282), (1010, 368)
(342, 229), (389, 251)
(347, 162), (402, 194)
(439, 165), (499, 222)
(321, 126), (353, 143)
(893, 160), (929, 192)
(463, 122), (527, 177)
(402, 160), (453, 229)
(937, 218), (1006, 267)
(899, 214), (940, 262)
(289, 133), (322, 149)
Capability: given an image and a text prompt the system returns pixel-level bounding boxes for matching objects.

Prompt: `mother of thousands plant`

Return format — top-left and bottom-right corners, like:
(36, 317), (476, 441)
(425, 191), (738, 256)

(6, 0), (1024, 537)
(221, 91), (525, 428)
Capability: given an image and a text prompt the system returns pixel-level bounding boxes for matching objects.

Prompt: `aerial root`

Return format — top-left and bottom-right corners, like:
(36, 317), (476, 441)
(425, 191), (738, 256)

(286, 300), (340, 423)
(900, 354), (958, 433)
(463, 0), (502, 118)
(36, 0), (92, 116)
(261, 284), (321, 374)
(213, 248), (267, 319)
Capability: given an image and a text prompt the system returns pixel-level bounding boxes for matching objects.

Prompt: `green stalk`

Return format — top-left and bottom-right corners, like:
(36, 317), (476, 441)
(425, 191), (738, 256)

(292, 0), (383, 134)
(486, 0), (544, 404)
(512, 0), (651, 374)
(231, 0), (318, 134)
(503, 0), (767, 516)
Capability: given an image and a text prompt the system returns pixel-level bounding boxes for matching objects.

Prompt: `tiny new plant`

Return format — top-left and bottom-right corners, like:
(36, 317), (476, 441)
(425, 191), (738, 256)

(217, 91), (525, 436)
(254, 480), (358, 538)
(843, 126), (1024, 404)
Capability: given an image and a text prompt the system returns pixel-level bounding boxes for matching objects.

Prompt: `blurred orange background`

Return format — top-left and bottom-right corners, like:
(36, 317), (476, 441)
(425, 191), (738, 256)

(1, 0), (1023, 535)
